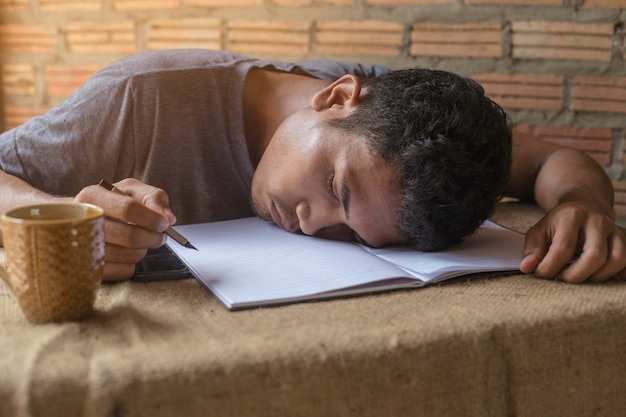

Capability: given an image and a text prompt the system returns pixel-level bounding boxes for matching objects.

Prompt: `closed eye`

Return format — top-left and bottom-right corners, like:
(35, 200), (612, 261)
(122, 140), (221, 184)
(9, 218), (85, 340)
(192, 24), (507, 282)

(327, 173), (338, 201)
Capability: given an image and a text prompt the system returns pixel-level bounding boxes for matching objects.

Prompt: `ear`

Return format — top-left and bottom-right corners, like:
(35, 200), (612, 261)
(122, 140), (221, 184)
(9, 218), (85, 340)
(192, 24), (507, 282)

(311, 74), (362, 111)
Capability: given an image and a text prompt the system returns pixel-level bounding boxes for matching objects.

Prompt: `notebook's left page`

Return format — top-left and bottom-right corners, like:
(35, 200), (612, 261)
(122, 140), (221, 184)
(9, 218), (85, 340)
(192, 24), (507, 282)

(167, 217), (418, 309)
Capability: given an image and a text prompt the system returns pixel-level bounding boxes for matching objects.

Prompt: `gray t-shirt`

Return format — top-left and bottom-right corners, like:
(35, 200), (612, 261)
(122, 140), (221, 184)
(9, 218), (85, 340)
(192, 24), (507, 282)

(0, 49), (390, 224)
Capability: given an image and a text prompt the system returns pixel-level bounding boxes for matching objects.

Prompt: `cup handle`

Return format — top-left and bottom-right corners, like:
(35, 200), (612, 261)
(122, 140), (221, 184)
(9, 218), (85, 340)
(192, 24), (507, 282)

(0, 265), (9, 285)
(0, 263), (9, 286)
(0, 242), (10, 286)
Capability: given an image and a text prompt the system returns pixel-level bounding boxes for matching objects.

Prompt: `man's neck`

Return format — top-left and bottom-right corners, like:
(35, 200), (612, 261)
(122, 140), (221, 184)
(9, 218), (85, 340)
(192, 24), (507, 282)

(243, 68), (329, 167)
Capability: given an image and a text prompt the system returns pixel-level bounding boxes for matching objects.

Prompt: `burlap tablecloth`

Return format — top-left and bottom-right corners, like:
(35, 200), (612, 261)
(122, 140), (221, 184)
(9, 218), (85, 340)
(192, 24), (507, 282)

(1, 202), (625, 417)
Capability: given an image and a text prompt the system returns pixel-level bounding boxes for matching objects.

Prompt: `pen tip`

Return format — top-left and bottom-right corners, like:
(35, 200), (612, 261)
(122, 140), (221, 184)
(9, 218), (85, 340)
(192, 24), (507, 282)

(185, 242), (198, 251)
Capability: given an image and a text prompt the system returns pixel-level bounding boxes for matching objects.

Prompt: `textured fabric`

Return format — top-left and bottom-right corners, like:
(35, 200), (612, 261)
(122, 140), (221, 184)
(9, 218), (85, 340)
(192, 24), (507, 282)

(0, 49), (391, 225)
(1, 202), (625, 417)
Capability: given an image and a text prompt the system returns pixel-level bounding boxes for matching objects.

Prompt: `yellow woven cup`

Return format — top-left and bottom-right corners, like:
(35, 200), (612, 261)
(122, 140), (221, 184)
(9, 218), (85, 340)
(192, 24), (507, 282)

(0, 203), (105, 324)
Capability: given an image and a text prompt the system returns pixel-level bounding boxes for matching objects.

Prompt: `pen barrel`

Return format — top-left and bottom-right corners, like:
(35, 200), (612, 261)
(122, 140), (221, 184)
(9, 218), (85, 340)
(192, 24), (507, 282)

(166, 227), (187, 246)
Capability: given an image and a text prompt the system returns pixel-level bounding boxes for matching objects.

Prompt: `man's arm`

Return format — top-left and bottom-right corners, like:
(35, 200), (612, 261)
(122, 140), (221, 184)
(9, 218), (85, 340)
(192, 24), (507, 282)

(506, 131), (626, 283)
(0, 170), (67, 239)
(0, 169), (174, 281)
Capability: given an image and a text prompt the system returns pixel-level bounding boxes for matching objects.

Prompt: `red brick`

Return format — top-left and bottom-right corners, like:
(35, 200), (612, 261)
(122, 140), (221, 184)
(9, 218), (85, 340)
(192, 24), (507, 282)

(614, 181), (626, 218)
(317, 20), (404, 57)
(571, 76), (626, 115)
(0, 0), (28, 11)
(615, 181), (626, 204)
(516, 124), (613, 141)
(615, 181), (626, 192)
(411, 22), (502, 58)
(467, 0), (560, 4)
(3, 105), (50, 131)
(581, 0), (626, 7)
(66, 21), (136, 54)
(187, 0), (262, 5)
(40, 0), (101, 11)
(367, 0), (454, 4)
(623, 131), (626, 166)
(572, 75), (626, 88)
(2, 64), (35, 96)
(46, 64), (103, 98)
(518, 125), (613, 166)
(317, 20), (404, 32)
(515, 124), (613, 165)
(114, 0), (180, 10)
(272, 0), (313, 5)
(148, 18), (221, 50)
(472, 73), (564, 111)
(0, 24), (57, 53)
(511, 21), (613, 62)
(513, 21), (613, 35)
(227, 20), (310, 56)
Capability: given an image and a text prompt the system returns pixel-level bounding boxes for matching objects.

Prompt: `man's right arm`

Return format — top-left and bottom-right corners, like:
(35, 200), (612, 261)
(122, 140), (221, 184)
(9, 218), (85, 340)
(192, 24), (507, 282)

(0, 169), (67, 246)
(0, 170), (175, 281)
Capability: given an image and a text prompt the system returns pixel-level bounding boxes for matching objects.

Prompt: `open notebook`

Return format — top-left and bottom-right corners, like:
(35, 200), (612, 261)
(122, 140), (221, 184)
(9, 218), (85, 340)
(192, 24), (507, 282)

(167, 217), (525, 310)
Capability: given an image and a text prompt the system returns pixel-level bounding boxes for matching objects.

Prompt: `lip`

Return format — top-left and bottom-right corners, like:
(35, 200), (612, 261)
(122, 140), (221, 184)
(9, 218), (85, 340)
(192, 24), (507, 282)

(269, 200), (285, 229)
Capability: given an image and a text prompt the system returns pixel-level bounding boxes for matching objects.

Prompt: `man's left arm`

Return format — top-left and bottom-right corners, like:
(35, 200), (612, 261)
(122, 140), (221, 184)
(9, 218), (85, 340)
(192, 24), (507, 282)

(506, 131), (626, 283)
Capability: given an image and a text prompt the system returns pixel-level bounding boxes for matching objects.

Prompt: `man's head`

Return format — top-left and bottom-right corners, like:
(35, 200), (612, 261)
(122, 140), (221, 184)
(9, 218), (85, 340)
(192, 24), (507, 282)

(250, 66), (511, 251)
(327, 68), (512, 250)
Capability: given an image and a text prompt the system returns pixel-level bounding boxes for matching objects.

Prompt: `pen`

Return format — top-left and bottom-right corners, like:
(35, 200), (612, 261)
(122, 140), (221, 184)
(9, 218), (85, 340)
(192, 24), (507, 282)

(98, 179), (198, 251)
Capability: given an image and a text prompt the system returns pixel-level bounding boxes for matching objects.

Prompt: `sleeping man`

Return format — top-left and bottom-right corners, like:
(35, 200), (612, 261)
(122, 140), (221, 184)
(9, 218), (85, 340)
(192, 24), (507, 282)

(0, 49), (623, 282)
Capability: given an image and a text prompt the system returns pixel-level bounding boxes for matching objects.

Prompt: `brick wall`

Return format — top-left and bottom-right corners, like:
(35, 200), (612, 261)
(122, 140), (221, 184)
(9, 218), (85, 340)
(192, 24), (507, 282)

(0, 0), (625, 216)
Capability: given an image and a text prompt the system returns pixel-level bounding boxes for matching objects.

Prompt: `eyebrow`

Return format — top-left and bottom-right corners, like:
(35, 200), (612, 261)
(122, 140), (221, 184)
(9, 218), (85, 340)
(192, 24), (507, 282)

(340, 175), (351, 219)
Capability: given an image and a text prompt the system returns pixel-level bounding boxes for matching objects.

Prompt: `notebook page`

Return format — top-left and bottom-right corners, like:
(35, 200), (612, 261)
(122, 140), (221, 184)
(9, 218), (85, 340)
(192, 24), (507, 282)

(167, 218), (414, 308)
(362, 221), (524, 282)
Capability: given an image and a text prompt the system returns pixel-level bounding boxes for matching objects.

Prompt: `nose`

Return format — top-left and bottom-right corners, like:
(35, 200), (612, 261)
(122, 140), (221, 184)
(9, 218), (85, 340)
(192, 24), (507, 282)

(296, 200), (349, 240)
(295, 201), (314, 235)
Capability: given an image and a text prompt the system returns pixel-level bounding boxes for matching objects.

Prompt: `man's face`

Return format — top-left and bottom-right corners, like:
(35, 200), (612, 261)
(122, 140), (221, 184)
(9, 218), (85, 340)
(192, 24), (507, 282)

(250, 109), (405, 248)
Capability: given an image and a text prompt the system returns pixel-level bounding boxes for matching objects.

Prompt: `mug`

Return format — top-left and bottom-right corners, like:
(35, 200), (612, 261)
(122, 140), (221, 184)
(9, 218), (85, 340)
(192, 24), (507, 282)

(0, 203), (105, 323)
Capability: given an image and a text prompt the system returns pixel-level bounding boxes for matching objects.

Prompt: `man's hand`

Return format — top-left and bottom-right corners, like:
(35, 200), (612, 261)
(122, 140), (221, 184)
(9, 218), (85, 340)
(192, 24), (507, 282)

(520, 201), (626, 283)
(508, 131), (626, 284)
(74, 178), (176, 281)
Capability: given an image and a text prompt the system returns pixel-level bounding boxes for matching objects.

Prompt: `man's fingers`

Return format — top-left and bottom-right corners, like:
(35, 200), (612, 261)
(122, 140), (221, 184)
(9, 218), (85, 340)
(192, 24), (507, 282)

(523, 211), (626, 284)
(520, 224), (550, 274)
(587, 230), (626, 282)
(104, 218), (167, 249)
(558, 217), (624, 283)
(102, 244), (148, 281)
(112, 178), (176, 225)
(104, 242), (148, 264)
(75, 183), (171, 233)
(102, 262), (137, 282)
(524, 222), (579, 279)
(558, 234), (607, 284)
(109, 195), (170, 232)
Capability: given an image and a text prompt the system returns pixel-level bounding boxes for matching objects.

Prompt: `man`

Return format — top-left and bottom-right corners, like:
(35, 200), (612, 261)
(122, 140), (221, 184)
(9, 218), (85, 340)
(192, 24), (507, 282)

(0, 49), (624, 283)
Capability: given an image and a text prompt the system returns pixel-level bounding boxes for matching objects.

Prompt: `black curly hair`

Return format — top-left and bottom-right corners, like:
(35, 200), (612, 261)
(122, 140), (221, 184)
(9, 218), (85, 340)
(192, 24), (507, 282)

(327, 68), (512, 251)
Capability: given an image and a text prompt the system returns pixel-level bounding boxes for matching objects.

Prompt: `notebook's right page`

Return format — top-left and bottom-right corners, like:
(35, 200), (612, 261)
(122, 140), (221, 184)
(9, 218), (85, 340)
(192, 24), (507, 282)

(361, 221), (525, 282)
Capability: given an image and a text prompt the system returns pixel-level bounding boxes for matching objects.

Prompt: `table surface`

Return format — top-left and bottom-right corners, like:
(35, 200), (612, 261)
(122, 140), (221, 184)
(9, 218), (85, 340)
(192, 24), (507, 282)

(1, 201), (625, 417)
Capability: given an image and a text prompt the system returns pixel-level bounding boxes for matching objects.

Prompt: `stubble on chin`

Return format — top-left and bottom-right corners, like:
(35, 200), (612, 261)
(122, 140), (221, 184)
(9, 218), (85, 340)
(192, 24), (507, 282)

(249, 194), (271, 222)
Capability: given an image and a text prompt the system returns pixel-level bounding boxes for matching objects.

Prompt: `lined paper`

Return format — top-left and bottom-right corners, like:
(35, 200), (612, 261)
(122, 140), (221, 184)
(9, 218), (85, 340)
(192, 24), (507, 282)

(365, 221), (525, 282)
(167, 217), (524, 309)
